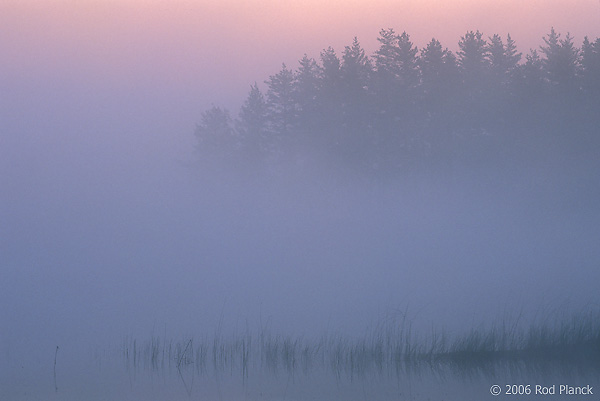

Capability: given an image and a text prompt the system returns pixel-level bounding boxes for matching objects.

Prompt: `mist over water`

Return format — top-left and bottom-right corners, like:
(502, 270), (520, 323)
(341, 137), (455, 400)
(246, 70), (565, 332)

(3, 8), (600, 399)
(3, 114), (600, 399)
(2, 77), (599, 362)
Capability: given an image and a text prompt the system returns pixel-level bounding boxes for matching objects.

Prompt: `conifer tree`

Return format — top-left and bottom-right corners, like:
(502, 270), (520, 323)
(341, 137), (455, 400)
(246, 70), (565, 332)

(339, 37), (374, 163)
(372, 28), (402, 116)
(340, 37), (373, 128)
(372, 29), (419, 133)
(419, 38), (458, 95)
(540, 28), (580, 90)
(487, 34), (521, 86)
(396, 32), (420, 94)
(340, 37), (372, 100)
(373, 29), (401, 79)
(581, 36), (600, 95)
(419, 38), (459, 128)
(458, 31), (489, 77)
(505, 34), (522, 72)
(521, 49), (544, 92)
(237, 83), (269, 163)
(265, 64), (297, 136)
(457, 31), (490, 132)
(320, 47), (342, 91)
(577, 36), (600, 134)
(194, 106), (236, 164)
(294, 55), (322, 131)
(457, 31), (490, 107)
(318, 46), (343, 128)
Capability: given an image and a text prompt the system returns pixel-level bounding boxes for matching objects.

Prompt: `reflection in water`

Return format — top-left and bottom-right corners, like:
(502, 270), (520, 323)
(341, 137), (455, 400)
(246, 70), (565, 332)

(2, 311), (598, 401)
(105, 311), (599, 400)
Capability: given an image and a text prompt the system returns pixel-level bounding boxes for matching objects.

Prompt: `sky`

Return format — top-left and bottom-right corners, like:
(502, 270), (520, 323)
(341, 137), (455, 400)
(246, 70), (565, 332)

(1, 0), (600, 379)
(2, 0), (599, 168)
(3, 0), (600, 113)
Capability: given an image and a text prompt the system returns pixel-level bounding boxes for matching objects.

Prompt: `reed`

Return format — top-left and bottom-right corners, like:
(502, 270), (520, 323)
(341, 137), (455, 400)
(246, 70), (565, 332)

(121, 309), (600, 379)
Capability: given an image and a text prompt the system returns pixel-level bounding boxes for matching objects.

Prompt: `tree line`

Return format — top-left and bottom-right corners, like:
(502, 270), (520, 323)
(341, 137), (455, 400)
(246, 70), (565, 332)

(195, 28), (600, 174)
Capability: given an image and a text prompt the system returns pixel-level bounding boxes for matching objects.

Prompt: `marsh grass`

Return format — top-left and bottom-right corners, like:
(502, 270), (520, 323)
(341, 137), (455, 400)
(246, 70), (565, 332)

(121, 310), (600, 380)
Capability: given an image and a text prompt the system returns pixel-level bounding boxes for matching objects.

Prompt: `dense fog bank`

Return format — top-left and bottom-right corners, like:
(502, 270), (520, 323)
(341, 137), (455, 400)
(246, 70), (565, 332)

(4, 136), (599, 365)
(2, 26), (599, 383)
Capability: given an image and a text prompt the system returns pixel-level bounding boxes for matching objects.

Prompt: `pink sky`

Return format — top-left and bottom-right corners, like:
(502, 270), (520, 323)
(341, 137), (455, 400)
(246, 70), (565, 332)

(3, 0), (600, 110)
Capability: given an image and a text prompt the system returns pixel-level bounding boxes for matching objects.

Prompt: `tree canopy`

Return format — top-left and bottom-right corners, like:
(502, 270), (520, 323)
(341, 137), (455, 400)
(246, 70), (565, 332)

(194, 28), (599, 175)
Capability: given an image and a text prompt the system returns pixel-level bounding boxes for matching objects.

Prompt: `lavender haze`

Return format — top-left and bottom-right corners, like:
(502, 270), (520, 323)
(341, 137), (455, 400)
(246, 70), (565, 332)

(1, 1), (600, 390)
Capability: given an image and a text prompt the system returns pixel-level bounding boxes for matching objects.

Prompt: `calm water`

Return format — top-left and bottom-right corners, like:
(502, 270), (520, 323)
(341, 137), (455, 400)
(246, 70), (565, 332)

(3, 339), (597, 401)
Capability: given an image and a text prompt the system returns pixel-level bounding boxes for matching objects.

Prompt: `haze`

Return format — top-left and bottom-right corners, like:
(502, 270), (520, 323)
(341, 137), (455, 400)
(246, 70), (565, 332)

(1, 1), (600, 398)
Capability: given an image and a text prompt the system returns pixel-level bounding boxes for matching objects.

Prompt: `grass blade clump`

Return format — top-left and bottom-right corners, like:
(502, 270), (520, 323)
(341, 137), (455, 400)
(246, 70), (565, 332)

(121, 309), (600, 379)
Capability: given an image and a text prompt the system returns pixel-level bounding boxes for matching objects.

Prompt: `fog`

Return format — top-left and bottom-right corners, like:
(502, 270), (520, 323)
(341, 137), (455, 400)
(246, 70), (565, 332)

(2, 3), (600, 400)
(2, 72), (599, 363)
